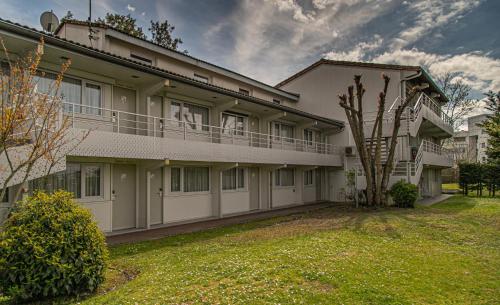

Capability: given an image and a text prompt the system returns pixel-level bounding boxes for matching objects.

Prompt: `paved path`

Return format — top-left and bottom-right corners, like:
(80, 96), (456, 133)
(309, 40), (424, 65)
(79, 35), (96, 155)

(107, 202), (347, 245)
(417, 194), (452, 207)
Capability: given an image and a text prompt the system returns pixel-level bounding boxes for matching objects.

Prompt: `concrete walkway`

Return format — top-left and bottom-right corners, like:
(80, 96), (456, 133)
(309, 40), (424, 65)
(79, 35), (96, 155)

(107, 202), (346, 245)
(417, 194), (452, 207)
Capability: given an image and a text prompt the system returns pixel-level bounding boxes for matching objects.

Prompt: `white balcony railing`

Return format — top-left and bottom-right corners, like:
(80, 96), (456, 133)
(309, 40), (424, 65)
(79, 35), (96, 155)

(422, 140), (454, 161)
(413, 93), (453, 128)
(61, 102), (341, 155)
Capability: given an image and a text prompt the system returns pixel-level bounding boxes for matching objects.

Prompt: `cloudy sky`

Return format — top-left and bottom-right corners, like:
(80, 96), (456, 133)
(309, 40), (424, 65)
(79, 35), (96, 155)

(2, 0), (499, 104)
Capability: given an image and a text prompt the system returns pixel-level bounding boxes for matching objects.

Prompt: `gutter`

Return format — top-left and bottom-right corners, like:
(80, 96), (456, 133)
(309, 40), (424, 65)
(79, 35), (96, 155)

(0, 19), (344, 129)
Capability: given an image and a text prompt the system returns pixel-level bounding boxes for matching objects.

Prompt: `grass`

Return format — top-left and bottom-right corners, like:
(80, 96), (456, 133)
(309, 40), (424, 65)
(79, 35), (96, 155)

(3, 196), (500, 304)
(442, 183), (460, 190)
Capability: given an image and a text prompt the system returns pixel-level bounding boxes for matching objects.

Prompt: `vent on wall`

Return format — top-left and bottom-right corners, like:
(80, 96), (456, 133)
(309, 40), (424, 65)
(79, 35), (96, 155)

(345, 146), (357, 156)
(130, 53), (153, 65)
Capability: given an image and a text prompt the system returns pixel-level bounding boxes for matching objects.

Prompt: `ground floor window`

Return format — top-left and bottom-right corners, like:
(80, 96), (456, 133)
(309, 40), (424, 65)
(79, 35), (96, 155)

(275, 168), (295, 187)
(222, 168), (246, 190)
(1, 188), (8, 203)
(304, 170), (314, 186)
(171, 167), (210, 193)
(28, 163), (103, 199)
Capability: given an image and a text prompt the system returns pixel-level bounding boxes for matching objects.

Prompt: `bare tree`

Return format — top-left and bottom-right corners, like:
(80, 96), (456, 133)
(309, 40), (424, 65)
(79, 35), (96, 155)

(0, 38), (88, 203)
(338, 75), (420, 206)
(438, 72), (477, 130)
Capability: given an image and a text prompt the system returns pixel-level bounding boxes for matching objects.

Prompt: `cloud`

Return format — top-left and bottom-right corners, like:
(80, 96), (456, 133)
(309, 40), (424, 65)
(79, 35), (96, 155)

(373, 49), (500, 92)
(126, 4), (136, 12)
(272, 0), (315, 23)
(391, 0), (482, 49)
(324, 35), (383, 62)
(205, 0), (394, 84)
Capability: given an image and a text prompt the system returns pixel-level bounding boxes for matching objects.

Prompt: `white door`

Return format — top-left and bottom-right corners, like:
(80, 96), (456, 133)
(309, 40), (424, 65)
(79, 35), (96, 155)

(149, 96), (163, 137)
(150, 167), (163, 225)
(112, 164), (136, 230)
(113, 87), (136, 135)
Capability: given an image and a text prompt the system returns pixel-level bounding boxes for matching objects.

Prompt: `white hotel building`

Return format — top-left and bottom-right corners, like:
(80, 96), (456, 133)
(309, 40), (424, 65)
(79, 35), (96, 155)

(0, 19), (453, 234)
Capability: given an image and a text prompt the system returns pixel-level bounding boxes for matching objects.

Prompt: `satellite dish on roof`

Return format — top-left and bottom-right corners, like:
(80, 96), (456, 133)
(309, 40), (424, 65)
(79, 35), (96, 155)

(40, 11), (59, 33)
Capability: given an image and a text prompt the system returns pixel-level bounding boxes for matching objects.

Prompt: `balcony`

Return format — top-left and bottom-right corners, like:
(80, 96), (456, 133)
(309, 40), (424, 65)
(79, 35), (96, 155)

(63, 102), (343, 167)
(410, 93), (454, 137)
(421, 140), (454, 168)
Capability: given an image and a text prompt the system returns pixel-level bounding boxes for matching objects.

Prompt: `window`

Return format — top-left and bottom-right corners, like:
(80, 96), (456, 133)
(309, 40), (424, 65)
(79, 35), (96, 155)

(171, 168), (181, 192)
(28, 163), (99, 199)
(222, 112), (246, 136)
(304, 129), (314, 146)
(481, 142), (486, 148)
(1, 188), (8, 203)
(34, 72), (82, 112)
(272, 99), (281, 104)
(274, 122), (294, 142)
(130, 53), (153, 64)
(84, 165), (101, 197)
(184, 167), (209, 192)
(194, 74), (209, 83)
(84, 83), (102, 115)
(239, 88), (250, 96)
(275, 168), (295, 187)
(171, 101), (209, 131)
(304, 170), (314, 186)
(33, 71), (102, 116)
(222, 168), (245, 190)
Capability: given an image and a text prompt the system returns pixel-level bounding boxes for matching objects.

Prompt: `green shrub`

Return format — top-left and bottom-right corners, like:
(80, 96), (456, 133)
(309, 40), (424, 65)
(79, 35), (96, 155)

(390, 180), (418, 208)
(0, 191), (108, 301)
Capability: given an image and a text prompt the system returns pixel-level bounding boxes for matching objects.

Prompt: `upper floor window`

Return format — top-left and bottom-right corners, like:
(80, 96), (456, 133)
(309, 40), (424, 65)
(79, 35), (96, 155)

(304, 129), (314, 145)
(272, 99), (281, 105)
(222, 112), (246, 136)
(239, 88), (250, 96)
(481, 142), (486, 148)
(33, 71), (102, 115)
(170, 101), (209, 131)
(130, 53), (153, 65)
(193, 74), (209, 84)
(273, 122), (294, 142)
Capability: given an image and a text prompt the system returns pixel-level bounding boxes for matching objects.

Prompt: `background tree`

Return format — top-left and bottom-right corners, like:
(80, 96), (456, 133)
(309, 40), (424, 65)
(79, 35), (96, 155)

(480, 91), (500, 162)
(338, 75), (421, 206)
(96, 13), (146, 39)
(60, 10), (74, 22)
(437, 72), (478, 130)
(149, 20), (184, 51)
(0, 38), (88, 202)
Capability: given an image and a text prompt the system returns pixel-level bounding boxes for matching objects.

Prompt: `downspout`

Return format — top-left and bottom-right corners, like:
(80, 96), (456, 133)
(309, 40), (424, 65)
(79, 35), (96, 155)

(401, 70), (422, 183)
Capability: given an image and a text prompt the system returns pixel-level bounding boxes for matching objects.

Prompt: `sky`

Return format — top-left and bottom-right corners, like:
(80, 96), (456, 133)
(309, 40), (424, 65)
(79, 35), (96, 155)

(1, 0), (499, 120)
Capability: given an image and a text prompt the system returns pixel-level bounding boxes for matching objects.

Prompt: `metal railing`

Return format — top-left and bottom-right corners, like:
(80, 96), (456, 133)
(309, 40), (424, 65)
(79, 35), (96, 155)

(412, 93), (453, 128)
(60, 101), (340, 155)
(422, 140), (454, 160)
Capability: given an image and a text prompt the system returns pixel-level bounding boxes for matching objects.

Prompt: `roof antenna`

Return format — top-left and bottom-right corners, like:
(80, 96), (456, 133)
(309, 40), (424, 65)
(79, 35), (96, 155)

(88, 0), (98, 46)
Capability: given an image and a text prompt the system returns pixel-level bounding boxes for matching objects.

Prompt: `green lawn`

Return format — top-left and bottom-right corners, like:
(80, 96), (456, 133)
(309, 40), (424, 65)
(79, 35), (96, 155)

(4, 196), (500, 304)
(442, 183), (460, 190)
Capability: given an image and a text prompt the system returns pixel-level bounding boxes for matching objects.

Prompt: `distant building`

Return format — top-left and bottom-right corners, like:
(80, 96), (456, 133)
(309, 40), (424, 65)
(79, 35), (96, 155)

(453, 114), (489, 163)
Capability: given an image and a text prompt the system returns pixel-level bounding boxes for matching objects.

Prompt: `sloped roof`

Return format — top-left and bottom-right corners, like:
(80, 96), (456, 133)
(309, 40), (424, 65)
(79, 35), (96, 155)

(276, 59), (449, 103)
(55, 19), (300, 100)
(0, 18), (344, 128)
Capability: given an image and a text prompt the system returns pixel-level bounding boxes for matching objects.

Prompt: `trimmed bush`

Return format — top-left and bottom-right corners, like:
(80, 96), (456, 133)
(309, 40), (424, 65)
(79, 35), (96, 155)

(390, 180), (418, 208)
(0, 191), (108, 301)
